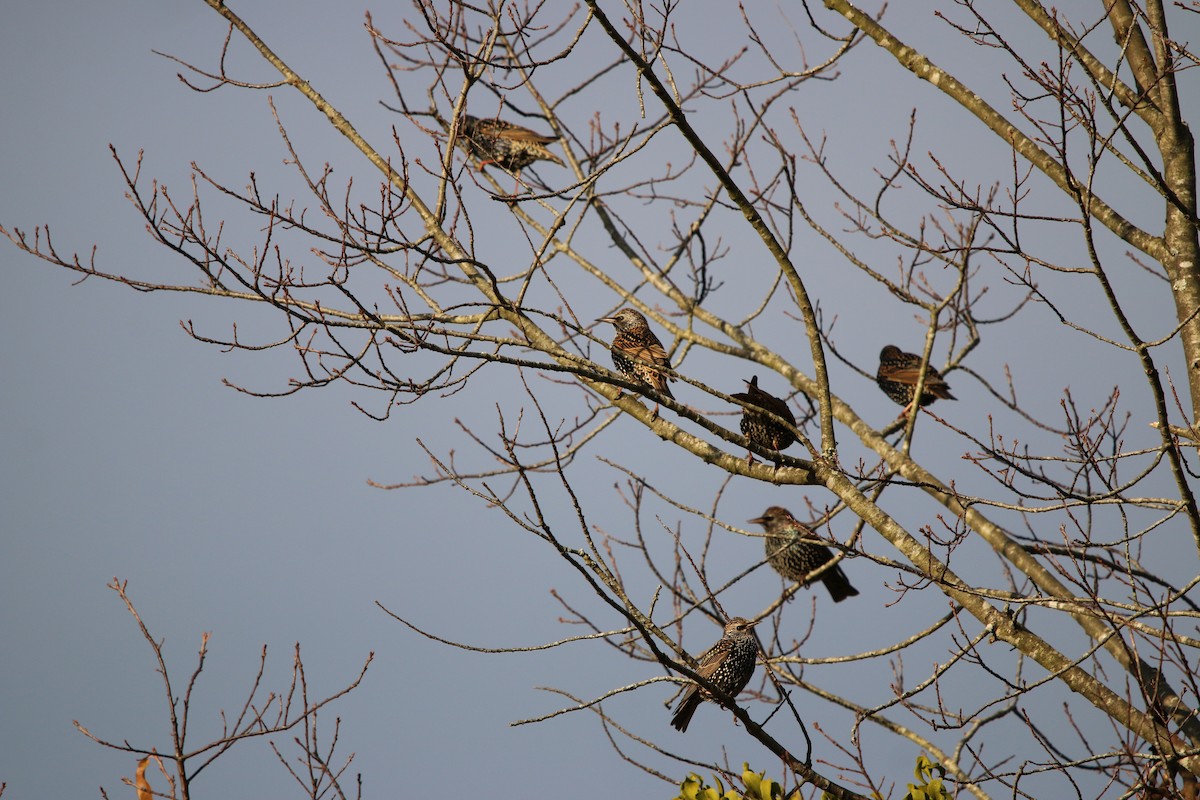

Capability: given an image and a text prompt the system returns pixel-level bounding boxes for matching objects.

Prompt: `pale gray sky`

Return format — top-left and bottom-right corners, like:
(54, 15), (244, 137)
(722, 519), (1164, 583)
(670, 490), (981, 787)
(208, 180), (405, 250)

(2, 2), (1193, 799)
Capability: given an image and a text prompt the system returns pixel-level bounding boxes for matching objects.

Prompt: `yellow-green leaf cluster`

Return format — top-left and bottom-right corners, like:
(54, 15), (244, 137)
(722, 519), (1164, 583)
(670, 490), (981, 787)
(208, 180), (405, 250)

(677, 755), (950, 800)
(674, 763), (795, 800)
(903, 755), (950, 800)
(674, 772), (741, 800)
(741, 763), (787, 800)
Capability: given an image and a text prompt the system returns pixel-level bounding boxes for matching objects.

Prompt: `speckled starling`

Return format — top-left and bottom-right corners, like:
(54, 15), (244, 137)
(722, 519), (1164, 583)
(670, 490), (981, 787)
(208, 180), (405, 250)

(731, 376), (796, 462)
(598, 308), (675, 409)
(875, 345), (956, 414)
(457, 114), (564, 173)
(670, 617), (759, 732)
(749, 506), (858, 603)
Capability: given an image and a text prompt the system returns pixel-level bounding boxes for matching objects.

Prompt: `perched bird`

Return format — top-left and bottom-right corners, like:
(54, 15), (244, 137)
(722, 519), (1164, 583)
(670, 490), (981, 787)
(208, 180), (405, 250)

(598, 308), (675, 414)
(731, 376), (797, 464)
(457, 114), (564, 173)
(875, 344), (956, 416)
(749, 506), (858, 603)
(670, 617), (759, 732)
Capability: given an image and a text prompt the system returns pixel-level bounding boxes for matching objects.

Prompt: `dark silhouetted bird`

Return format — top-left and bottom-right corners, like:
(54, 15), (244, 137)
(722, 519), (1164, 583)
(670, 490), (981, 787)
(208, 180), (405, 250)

(875, 345), (956, 416)
(749, 506), (858, 603)
(731, 376), (796, 464)
(670, 617), (759, 732)
(457, 114), (564, 173)
(598, 308), (674, 414)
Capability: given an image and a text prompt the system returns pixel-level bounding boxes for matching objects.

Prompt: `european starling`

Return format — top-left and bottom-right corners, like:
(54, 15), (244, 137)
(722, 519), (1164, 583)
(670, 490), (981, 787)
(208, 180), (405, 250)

(670, 617), (759, 732)
(875, 345), (956, 415)
(457, 114), (564, 173)
(731, 376), (796, 463)
(598, 308), (675, 411)
(749, 506), (858, 603)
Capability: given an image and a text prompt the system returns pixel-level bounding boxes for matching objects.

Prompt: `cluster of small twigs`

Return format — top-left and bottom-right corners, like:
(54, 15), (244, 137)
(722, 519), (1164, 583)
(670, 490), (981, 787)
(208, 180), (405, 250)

(7, 1), (1200, 798)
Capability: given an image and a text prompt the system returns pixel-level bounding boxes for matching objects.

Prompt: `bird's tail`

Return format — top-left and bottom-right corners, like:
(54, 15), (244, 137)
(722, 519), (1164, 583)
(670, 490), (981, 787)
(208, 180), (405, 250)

(670, 688), (702, 732)
(823, 565), (860, 603)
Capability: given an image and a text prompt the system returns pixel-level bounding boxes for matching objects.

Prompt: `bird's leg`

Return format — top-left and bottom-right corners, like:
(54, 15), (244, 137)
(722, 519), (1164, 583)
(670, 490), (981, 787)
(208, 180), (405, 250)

(893, 399), (916, 421)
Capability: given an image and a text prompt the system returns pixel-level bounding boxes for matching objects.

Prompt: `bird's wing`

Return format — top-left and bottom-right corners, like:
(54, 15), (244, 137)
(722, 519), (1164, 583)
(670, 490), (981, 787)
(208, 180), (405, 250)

(694, 640), (730, 682)
(885, 362), (946, 386)
(620, 340), (670, 368)
(498, 126), (558, 144)
(467, 119), (508, 137)
(736, 388), (796, 424)
(760, 395), (796, 424)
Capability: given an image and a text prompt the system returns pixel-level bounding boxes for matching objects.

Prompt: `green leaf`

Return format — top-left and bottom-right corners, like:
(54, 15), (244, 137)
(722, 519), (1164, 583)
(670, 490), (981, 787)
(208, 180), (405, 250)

(676, 775), (699, 800)
(742, 764), (763, 799)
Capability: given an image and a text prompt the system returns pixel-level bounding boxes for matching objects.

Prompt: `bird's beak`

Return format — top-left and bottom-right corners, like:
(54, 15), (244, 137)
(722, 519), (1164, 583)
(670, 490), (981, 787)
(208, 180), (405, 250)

(597, 316), (617, 325)
(747, 516), (766, 525)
